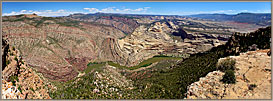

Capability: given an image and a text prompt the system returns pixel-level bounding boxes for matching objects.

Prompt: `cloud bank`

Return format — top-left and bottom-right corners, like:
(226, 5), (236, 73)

(3, 7), (152, 17)
(2, 9), (84, 17)
(83, 7), (151, 14)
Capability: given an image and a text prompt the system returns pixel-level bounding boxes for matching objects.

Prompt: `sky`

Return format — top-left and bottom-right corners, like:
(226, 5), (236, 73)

(2, 2), (271, 17)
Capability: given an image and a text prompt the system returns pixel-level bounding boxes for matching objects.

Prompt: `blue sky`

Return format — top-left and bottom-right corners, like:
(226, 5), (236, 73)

(2, 2), (271, 16)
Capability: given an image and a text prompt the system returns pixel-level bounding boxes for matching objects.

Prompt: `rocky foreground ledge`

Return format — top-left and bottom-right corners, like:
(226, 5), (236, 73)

(185, 49), (271, 99)
(2, 79), (23, 99)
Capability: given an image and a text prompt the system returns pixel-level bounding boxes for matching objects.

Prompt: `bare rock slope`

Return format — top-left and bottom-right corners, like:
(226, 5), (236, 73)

(2, 39), (53, 99)
(185, 49), (271, 99)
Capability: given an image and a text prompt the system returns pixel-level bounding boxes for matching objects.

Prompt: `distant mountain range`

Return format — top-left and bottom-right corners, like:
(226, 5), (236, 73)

(188, 13), (271, 26)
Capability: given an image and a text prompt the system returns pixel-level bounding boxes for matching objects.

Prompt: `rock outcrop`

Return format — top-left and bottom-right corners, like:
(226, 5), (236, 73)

(116, 21), (228, 66)
(2, 39), (53, 99)
(185, 49), (271, 99)
(2, 79), (23, 99)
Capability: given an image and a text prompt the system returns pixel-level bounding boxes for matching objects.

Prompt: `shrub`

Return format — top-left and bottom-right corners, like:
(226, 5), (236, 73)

(18, 85), (22, 93)
(30, 88), (35, 92)
(221, 70), (236, 84)
(216, 57), (236, 72)
(6, 60), (10, 65)
(14, 56), (18, 61)
(10, 52), (14, 56)
(9, 75), (18, 86)
(248, 84), (257, 90)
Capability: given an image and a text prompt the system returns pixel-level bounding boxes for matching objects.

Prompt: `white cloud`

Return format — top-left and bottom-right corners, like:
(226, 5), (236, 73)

(3, 9), (85, 17)
(21, 10), (27, 12)
(2, 7), (152, 17)
(83, 7), (151, 14)
(100, 7), (116, 12)
(84, 8), (99, 12)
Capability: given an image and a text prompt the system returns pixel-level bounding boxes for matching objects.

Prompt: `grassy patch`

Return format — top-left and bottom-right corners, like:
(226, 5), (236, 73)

(84, 63), (106, 74)
(108, 57), (182, 70)
(87, 62), (100, 66)
(140, 63), (152, 67)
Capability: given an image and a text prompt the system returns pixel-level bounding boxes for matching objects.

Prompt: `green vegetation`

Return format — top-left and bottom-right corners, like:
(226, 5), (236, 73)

(56, 20), (82, 28)
(14, 56), (18, 61)
(87, 62), (100, 66)
(30, 88), (35, 92)
(6, 60), (10, 65)
(248, 84), (257, 90)
(21, 61), (24, 65)
(50, 73), (95, 99)
(84, 63), (106, 74)
(50, 73), (103, 99)
(216, 58), (236, 84)
(134, 45), (228, 99)
(108, 57), (182, 70)
(221, 70), (236, 84)
(216, 57), (236, 72)
(10, 52), (14, 56)
(3, 15), (85, 29)
(9, 75), (19, 86)
(140, 63), (152, 67)
(226, 26), (271, 54)
(18, 85), (22, 93)
(153, 55), (172, 57)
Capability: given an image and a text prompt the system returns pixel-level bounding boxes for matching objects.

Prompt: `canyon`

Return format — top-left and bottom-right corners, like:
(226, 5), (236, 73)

(2, 13), (271, 99)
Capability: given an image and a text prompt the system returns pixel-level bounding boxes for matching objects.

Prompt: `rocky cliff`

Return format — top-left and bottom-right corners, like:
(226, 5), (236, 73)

(185, 49), (271, 99)
(115, 21), (229, 66)
(2, 39), (53, 99)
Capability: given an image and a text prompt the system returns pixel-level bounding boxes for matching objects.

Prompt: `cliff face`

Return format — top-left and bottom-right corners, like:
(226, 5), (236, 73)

(115, 21), (229, 66)
(2, 39), (53, 99)
(185, 49), (271, 99)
